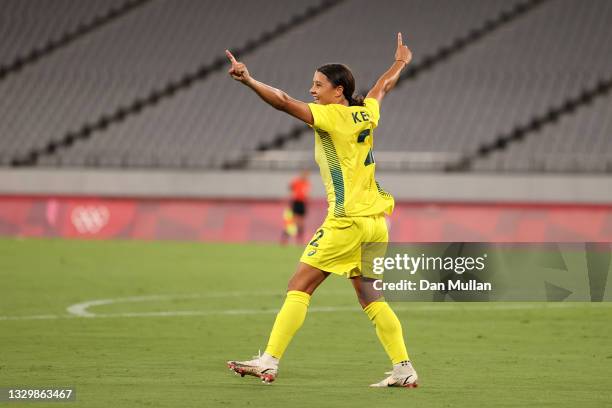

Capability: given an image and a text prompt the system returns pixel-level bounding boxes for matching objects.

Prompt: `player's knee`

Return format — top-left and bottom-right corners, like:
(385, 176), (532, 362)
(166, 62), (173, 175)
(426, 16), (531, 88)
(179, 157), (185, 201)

(356, 291), (383, 309)
(358, 294), (378, 309)
(287, 278), (310, 293)
(286, 275), (315, 294)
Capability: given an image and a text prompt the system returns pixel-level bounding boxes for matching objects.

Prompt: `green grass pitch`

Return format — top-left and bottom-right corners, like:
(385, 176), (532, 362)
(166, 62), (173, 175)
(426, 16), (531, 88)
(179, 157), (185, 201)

(1, 238), (611, 407)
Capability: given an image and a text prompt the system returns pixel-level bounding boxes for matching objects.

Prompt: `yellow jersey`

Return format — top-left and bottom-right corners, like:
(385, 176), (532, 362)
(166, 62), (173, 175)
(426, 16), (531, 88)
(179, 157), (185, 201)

(307, 97), (394, 218)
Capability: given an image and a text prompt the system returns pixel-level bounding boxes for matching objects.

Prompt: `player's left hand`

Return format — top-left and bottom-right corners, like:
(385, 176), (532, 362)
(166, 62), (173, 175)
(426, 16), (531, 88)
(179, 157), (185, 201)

(225, 50), (251, 84)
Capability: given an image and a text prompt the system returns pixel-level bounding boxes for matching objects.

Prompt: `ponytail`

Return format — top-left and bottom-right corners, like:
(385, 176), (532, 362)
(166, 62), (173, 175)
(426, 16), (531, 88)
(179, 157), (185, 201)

(348, 94), (365, 106)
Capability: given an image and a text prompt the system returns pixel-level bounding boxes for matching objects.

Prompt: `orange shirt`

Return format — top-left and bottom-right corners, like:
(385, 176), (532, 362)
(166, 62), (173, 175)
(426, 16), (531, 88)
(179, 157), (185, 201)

(290, 178), (310, 202)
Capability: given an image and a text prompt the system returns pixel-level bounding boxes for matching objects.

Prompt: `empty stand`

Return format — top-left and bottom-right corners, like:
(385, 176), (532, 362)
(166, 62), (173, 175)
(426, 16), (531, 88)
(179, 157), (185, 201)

(1, 0), (611, 173)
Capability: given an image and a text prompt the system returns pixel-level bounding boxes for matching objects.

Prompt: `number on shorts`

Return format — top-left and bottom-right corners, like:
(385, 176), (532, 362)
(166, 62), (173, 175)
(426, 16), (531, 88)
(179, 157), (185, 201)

(309, 229), (324, 247)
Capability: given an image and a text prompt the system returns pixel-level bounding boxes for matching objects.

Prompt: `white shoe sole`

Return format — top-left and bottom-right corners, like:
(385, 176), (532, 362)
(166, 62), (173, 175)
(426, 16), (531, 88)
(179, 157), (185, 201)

(227, 361), (276, 384)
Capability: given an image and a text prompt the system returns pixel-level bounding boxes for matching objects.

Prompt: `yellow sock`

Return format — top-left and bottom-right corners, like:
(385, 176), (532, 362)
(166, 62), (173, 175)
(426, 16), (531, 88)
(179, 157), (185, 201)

(364, 301), (410, 364)
(264, 290), (311, 359)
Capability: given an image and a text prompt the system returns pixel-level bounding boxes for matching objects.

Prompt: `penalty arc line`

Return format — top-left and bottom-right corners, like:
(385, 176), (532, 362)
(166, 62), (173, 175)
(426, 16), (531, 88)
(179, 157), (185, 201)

(0, 297), (610, 322)
(65, 291), (349, 317)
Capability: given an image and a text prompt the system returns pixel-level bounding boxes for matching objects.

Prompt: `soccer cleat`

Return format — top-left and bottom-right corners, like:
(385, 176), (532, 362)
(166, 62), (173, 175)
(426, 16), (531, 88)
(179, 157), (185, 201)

(370, 369), (418, 388)
(227, 351), (278, 384)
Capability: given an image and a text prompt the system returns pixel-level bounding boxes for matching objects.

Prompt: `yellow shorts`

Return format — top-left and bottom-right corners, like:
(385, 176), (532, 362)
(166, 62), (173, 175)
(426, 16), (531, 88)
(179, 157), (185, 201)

(299, 214), (389, 278)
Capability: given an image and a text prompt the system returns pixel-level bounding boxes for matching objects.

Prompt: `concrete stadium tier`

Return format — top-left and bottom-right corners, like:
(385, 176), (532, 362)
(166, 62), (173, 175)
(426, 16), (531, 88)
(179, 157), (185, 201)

(0, 0), (320, 165)
(0, 0), (611, 173)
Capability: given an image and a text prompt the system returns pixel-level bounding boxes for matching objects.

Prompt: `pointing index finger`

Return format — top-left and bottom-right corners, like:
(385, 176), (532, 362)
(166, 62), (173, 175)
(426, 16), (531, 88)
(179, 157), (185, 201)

(225, 49), (237, 64)
(397, 32), (403, 46)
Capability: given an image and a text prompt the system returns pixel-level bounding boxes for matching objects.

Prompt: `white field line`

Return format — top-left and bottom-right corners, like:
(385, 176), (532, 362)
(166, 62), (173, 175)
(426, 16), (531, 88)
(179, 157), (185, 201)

(0, 291), (610, 321)
(0, 314), (61, 321)
(66, 291), (346, 317)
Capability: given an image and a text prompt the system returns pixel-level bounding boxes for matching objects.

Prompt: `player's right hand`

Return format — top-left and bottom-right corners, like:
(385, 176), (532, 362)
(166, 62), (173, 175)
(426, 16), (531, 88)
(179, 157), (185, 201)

(395, 32), (412, 65)
(225, 50), (251, 84)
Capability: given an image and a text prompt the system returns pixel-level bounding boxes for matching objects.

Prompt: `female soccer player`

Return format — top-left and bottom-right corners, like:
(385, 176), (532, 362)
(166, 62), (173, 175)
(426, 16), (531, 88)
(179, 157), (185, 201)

(226, 33), (417, 388)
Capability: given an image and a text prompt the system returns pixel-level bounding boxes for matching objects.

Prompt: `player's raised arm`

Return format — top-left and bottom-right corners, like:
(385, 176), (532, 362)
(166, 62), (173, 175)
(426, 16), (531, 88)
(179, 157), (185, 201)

(366, 33), (412, 104)
(225, 50), (313, 125)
